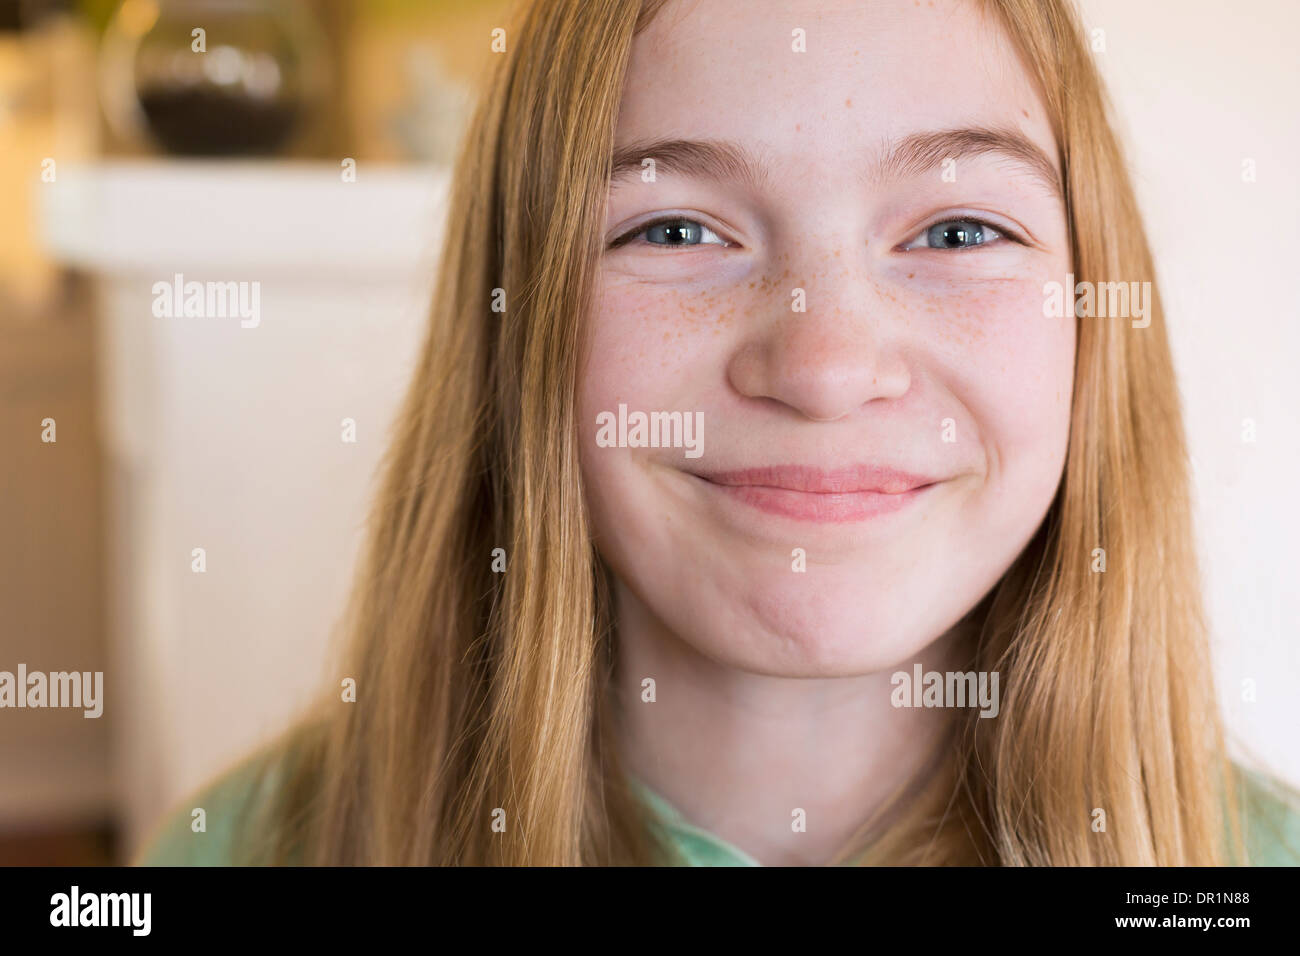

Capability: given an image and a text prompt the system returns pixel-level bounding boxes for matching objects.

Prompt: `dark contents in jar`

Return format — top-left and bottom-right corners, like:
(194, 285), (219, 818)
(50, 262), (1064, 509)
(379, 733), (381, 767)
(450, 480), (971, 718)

(137, 86), (300, 156)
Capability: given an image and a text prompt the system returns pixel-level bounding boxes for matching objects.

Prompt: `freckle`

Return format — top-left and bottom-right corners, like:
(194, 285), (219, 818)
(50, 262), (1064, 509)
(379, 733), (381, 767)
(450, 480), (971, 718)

(907, 273), (914, 279)
(845, 98), (852, 108)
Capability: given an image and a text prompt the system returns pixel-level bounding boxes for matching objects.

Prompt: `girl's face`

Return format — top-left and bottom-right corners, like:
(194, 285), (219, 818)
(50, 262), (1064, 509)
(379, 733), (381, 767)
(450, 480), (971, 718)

(578, 0), (1074, 676)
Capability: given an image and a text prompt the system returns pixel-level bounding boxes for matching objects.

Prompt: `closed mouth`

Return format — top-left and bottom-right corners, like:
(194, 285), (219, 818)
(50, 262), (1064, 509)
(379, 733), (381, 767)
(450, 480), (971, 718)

(691, 464), (941, 523)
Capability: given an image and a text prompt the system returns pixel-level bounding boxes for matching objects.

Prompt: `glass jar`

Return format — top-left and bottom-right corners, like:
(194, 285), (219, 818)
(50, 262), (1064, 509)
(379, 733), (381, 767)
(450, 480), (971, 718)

(99, 0), (326, 156)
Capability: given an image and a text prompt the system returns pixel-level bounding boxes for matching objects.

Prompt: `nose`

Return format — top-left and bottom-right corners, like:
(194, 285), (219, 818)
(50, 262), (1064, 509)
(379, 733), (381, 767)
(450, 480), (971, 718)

(726, 267), (911, 422)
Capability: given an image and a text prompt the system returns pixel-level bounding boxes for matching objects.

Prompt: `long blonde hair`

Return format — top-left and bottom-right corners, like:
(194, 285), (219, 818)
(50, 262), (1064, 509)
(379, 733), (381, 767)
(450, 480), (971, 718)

(241, 0), (1265, 865)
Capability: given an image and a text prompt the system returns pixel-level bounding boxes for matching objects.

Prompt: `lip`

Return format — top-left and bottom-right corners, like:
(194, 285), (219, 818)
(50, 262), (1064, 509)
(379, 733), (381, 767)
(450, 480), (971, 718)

(691, 464), (941, 523)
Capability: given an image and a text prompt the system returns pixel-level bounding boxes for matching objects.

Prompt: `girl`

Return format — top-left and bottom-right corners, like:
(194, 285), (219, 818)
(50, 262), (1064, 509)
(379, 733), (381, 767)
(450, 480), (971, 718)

(140, 0), (1299, 866)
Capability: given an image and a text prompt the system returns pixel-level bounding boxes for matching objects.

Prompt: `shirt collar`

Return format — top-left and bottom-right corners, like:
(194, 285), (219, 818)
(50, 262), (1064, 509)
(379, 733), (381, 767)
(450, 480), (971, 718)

(628, 776), (764, 866)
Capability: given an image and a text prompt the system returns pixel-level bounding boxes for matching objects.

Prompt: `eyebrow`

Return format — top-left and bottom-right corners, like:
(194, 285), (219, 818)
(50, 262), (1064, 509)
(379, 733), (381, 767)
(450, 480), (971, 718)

(875, 127), (1062, 199)
(610, 137), (776, 194)
(608, 127), (1062, 199)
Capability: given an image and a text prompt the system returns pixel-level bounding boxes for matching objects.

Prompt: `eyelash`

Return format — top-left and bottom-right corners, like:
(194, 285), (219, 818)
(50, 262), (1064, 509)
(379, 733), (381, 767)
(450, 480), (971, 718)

(899, 215), (1025, 252)
(608, 214), (1026, 251)
(608, 215), (729, 250)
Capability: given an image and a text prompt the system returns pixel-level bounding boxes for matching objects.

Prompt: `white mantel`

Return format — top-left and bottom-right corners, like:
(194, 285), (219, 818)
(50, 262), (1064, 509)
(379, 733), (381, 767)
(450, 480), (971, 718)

(39, 161), (450, 854)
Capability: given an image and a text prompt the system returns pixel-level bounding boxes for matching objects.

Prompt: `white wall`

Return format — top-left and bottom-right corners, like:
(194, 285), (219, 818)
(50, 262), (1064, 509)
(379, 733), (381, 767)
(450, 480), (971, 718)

(1077, 0), (1300, 784)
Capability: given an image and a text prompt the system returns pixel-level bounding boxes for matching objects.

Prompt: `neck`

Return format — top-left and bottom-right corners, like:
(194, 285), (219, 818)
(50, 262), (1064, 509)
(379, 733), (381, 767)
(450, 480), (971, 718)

(612, 578), (974, 866)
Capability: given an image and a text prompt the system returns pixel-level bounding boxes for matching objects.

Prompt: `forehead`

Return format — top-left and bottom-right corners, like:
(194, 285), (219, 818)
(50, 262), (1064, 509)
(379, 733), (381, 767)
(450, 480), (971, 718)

(617, 0), (1056, 172)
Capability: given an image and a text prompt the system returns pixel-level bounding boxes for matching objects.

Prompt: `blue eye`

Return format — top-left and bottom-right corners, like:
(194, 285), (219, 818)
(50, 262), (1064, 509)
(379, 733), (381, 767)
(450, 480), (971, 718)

(903, 218), (1005, 251)
(610, 216), (728, 249)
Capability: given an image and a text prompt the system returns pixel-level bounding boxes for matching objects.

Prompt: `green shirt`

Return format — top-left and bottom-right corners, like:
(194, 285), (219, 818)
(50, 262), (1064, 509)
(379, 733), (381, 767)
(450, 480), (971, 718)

(631, 776), (1300, 866)
(629, 778), (763, 866)
(136, 752), (1300, 866)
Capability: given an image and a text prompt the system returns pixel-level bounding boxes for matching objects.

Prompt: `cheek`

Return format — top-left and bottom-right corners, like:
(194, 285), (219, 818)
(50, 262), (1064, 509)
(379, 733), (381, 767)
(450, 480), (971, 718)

(955, 288), (1076, 556)
(893, 276), (1074, 559)
(921, 277), (1076, 449)
(577, 282), (713, 534)
(577, 280), (725, 431)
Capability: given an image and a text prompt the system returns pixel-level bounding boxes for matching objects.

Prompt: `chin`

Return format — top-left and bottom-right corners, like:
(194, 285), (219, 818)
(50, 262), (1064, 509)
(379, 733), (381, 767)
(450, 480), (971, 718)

(697, 576), (962, 678)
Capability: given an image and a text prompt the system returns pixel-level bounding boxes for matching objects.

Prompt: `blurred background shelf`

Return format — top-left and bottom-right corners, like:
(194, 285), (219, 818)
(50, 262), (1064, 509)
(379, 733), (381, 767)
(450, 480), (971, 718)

(31, 160), (450, 857)
(42, 160), (450, 275)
